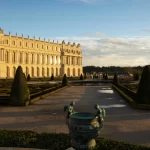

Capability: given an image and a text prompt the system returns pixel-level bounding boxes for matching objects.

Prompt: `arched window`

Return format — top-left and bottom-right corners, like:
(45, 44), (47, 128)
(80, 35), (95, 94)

(5, 51), (9, 62)
(67, 68), (70, 77)
(37, 54), (39, 64)
(12, 52), (15, 63)
(12, 41), (15, 45)
(26, 67), (29, 76)
(32, 67), (34, 77)
(31, 53), (34, 64)
(42, 68), (45, 76)
(56, 68), (58, 76)
(78, 68), (80, 76)
(13, 67), (16, 77)
(51, 68), (54, 75)
(25, 53), (28, 63)
(73, 68), (76, 76)
(5, 40), (8, 44)
(47, 68), (49, 77)
(6, 66), (10, 78)
(37, 67), (40, 77)
(20, 52), (23, 63)
(42, 55), (45, 64)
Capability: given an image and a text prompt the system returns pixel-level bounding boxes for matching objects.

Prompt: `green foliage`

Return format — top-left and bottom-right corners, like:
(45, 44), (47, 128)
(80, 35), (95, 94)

(113, 84), (150, 110)
(27, 74), (31, 81)
(0, 130), (149, 150)
(103, 72), (108, 80)
(10, 66), (30, 106)
(133, 72), (139, 81)
(84, 73), (87, 79)
(23, 73), (26, 80)
(136, 65), (150, 104)
(50, 74), (54, 81)
(113, 73), (120, 85)
(62, 74), (68, 86)
(80, 74), (83, 80)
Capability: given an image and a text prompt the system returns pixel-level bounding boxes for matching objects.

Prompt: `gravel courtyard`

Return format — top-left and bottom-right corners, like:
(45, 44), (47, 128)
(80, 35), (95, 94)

(0, 85), (149, 147)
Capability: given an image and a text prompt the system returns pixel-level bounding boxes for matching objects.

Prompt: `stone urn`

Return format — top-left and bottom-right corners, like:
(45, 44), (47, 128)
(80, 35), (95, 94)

(64, 102), (106, 150)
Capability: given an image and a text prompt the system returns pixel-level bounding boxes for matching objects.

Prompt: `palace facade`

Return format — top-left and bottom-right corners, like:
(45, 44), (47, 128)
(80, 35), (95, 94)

(0, 28), (83, 78)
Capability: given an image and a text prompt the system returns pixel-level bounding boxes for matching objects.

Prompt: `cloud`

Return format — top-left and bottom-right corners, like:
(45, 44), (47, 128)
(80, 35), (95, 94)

(143, 28), (150, 32)
(83, 32), (105, 37)
(50, 36), (150, 67)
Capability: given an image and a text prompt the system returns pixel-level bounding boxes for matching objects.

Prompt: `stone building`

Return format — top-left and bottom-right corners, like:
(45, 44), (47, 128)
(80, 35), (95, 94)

(0, 28), (82, 78)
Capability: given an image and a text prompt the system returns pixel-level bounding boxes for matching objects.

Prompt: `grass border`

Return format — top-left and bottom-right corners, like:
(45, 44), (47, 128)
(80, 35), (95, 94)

(30, 86), (68, 104)
(112, 84), (150, 110)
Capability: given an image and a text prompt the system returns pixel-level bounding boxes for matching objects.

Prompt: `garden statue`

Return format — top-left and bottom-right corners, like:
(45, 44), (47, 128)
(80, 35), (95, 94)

(64, 101), (76, 123)
(64, 102), (106, 150)
(95, 104), (106, 128)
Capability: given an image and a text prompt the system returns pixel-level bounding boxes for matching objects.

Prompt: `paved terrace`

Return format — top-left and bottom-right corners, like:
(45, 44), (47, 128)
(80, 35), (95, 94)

(0, 85), (149, 147)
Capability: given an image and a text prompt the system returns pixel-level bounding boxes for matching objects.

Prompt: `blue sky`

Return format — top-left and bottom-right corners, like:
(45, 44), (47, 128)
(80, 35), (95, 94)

(1, 0), (150, 66)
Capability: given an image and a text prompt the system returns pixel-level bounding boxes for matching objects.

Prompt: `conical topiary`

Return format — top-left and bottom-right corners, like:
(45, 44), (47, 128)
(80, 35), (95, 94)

(134, 72), (139, 81)
(62, 74), (68, 86)
(10, 66), (30, 106)
(136, 65), (150, 104)
(105, 72), (108, 80)
(23, 73), (26, 80)
(51, 74), (54, 81)
(80, 74), (83, 80)
(27, 74), (31, 81)
(113, 73), (120, 85)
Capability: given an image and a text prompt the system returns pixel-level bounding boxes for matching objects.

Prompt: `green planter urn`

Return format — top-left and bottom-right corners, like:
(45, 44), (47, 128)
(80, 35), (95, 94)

(64, 102), (106, 150)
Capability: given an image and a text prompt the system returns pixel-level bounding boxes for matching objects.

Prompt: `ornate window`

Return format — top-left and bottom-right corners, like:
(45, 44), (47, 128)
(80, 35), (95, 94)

(12, 52), (15, 63)
(5, 51), (9, 62)
(12, 41), (15, 45)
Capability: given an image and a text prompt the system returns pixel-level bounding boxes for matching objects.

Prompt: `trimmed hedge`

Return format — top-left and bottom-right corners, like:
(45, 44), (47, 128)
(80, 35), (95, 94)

(0, 130), (149, 150)
(113, 83), (136, 100)
(113, 84), (150, 110)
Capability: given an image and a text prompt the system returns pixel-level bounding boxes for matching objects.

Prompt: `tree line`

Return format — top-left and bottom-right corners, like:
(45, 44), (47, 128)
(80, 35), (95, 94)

(83, 66), (144, 75)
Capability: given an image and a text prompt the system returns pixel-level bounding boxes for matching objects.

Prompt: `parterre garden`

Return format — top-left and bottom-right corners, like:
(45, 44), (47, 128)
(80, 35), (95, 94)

(0, 65), (150, 149)
(113, 65), (150, 109)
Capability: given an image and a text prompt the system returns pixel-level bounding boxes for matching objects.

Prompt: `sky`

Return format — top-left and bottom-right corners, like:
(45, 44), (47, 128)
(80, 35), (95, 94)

(0, 0), (150, 67)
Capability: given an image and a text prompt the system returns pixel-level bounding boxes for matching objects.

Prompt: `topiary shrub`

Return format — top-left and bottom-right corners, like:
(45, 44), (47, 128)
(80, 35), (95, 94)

(23, 73), (26, 80)
(27, 74), (31, 81)
(84, 73), (87, 79)
(113, 73), (120, 85)
(62, 74), (68, 86)
(134, 72), (139, 81)
(136, 65), (150, 104)
(104, 72), (108, 80)
(10, 66), (30, 106)
(51, 74), (54, 81)
(80, 74), (83, 80)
